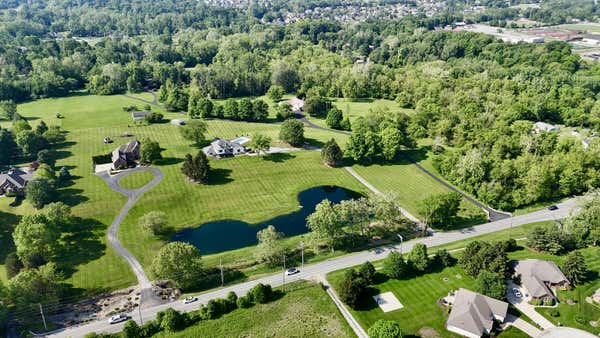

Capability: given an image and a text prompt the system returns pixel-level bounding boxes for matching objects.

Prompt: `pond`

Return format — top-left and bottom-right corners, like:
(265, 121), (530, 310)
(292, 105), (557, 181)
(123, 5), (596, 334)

(171, 186), (361, 254)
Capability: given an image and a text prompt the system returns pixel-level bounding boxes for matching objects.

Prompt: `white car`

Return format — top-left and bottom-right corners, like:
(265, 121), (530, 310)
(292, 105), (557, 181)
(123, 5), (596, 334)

(108, 313), (130, 324)
(285, 268), (300, 276)
(183, 296), (198, 304)
(512, 288), (522, 298)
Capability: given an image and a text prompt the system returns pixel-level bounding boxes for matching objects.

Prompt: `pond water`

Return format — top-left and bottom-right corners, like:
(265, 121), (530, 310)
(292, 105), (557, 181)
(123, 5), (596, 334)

(171, 186), (361, 254)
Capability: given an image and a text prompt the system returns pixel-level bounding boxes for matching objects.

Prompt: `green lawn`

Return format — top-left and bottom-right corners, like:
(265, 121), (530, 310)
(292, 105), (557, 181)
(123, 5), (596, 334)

(328, 258), (474, 337)
(154, 281), (355, 338)
(0, 94), (358, 294)
(117, 170), (156, 190)
(307, 98), (413, 128)
(497, 326), (529, 338)
(557, 23), (600, 34)
(351, 157), (486, 224)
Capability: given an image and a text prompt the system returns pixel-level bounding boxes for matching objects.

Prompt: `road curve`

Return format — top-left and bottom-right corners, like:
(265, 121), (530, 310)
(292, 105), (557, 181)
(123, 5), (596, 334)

(48, 197), (580, 337)
(98, 167), (164, 290)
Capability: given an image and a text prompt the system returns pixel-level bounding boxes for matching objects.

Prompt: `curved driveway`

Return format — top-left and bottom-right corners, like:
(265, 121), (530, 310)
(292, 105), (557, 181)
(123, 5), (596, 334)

(98, 167), (164, 301)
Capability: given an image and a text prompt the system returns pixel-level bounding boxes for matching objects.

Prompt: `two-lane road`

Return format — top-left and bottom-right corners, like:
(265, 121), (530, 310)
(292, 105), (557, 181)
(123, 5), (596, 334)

(49, 197), (580, 337)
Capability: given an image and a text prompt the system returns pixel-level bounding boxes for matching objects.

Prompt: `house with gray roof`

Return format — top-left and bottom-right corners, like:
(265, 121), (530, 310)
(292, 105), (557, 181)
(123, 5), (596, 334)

(203, 138), (247, 158)
(533, 121), (559, 133)
(112, 140), (140, 169)
(513, 259), (569, 301)
(0, 167), (36, 196)
(131, 110), (151, 121)
(446, 288), (508, 338)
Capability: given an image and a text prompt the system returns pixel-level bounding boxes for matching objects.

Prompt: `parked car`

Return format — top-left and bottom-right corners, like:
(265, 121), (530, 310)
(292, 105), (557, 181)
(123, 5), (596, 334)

(103, 137), (113, 144)
(512, 288), (522, 298)
(548, 205), (558, 211)
(183, 296), (198, 304)
(285, 268), (300, 276)
(108, 313), (130, 324)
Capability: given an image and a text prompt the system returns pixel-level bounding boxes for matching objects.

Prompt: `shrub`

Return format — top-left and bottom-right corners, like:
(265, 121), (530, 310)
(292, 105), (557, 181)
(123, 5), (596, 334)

(226, 291), (238, 310)
(159, 308), (187, 332)
(548, 310), (560, 317)
(250, 283), (273, 304)
(144, 112), (164, 123)
(383, 251), (409, 279)
(367, 319), (403, 338)
(433, 249), (455, 267)
(236, 295), (253, 308)
(338, 269), (366, 309)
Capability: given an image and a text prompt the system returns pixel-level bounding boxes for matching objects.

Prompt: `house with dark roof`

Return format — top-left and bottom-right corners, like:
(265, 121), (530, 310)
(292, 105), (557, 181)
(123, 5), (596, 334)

(203, 138), (248, 158)
(0, 167), (36, 196)
(513, 259), (570, 301)
(112, 140), (140, 169)
(446, 288), (508, 338)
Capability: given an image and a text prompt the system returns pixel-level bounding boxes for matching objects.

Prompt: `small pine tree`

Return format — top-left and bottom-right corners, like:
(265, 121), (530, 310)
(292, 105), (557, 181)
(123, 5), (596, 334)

(563, 251), (588, 285)
(321, 138), (343, 167)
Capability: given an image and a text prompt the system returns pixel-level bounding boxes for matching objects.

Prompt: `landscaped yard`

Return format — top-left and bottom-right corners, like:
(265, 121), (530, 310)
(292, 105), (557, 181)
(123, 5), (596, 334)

(0, 93), (366, 294)
(326, 231), (600, 338)
(328, 258), (475, 337)
(154, 281), (355, 338)
(306, 98), (413, 128)
(117, 170), (156, 190)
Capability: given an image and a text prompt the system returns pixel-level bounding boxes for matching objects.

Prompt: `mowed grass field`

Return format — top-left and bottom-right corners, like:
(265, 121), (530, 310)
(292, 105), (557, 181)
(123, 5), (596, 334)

(155, 281), (354, 338)
(117, 170), (156, 190)
(0, 94), (357, 293)
(307, 98), (413, 128)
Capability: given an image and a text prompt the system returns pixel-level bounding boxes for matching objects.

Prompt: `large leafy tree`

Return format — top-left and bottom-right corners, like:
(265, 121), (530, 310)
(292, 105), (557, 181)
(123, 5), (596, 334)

(383, 251), (409, 279)
(407, 243), (429, 273)
(140, 139), (163, 163)
(254, 225), (284, 267)
(181, 151), (210, 183)
(0, 128), (17, 164)
(25, 177), (54, 209)
(150, 242), (203, 290)
(139, 211), (169, 235)
(249, 133), (271, 155)
(306, 199), (344, 251)
(179, 119), (208, 145)
(474, 271), (506, 300)
(419, 192), (462, 229)
(279, 119), (304, 147)
(7, 263), (63, 309)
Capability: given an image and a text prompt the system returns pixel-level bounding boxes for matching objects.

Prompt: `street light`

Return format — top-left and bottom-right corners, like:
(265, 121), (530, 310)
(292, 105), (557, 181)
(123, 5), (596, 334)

(397, 234), (403, 253)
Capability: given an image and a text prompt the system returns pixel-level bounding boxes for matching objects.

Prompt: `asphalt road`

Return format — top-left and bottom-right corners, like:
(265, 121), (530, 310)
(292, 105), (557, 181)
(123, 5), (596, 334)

(48, 197), (580, 338)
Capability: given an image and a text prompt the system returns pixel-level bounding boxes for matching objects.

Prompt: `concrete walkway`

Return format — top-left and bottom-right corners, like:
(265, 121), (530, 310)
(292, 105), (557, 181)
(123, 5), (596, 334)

(97, 166), (165, 308)
(320, 276), (369, 338)
(343, 166), (421, 224)
(505, 314), (542, 337)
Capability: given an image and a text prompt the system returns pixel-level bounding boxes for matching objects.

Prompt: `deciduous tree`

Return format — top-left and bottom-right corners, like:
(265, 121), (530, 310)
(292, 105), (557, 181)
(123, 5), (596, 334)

(150, 242), (203, 290)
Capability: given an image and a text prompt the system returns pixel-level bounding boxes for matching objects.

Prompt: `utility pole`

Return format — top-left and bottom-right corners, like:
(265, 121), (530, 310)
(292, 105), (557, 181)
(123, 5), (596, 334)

(138, 303), (143, 325)
(39, 303), (47, 331)
(300, 241), (304, 268)
(220, 258), (224, 287)
(282, 254), (286, 292)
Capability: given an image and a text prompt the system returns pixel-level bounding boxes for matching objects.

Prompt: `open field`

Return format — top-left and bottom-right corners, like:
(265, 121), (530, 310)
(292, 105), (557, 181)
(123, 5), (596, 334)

(0, 94), (362, 294)
(351, 157), (486, 223)
(307, 98), (413, 128)
(154, 281), (354, 338)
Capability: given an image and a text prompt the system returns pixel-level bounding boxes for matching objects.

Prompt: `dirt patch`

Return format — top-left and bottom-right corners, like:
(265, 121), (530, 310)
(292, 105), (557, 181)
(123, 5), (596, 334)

(418, 326), (441, 338)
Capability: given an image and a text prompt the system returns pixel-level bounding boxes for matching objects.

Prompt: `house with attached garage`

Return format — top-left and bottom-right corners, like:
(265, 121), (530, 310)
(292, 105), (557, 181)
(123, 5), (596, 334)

(445, 288), (508, 338)
(513, 259), (569, 302)
(0, 166), (36, 196)
(203, 137), (250, 158)
(112, 140), (141, 169)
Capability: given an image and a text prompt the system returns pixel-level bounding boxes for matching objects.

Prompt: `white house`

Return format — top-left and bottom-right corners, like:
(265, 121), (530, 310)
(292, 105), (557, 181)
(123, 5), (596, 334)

(203, 138), (248, 158)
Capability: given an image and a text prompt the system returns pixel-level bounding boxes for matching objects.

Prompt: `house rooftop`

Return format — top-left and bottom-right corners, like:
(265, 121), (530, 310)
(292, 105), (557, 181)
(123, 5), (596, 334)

(446, 288), (508, 337)
(513, 259), (569, 298)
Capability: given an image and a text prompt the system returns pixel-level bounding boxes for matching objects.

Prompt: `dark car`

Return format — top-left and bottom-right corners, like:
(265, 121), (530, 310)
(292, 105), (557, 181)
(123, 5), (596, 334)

(548, 205), (558, 211)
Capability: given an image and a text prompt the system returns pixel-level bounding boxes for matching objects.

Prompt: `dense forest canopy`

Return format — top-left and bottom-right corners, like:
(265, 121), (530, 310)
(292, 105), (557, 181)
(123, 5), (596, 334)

(0, 0), (599, 212)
